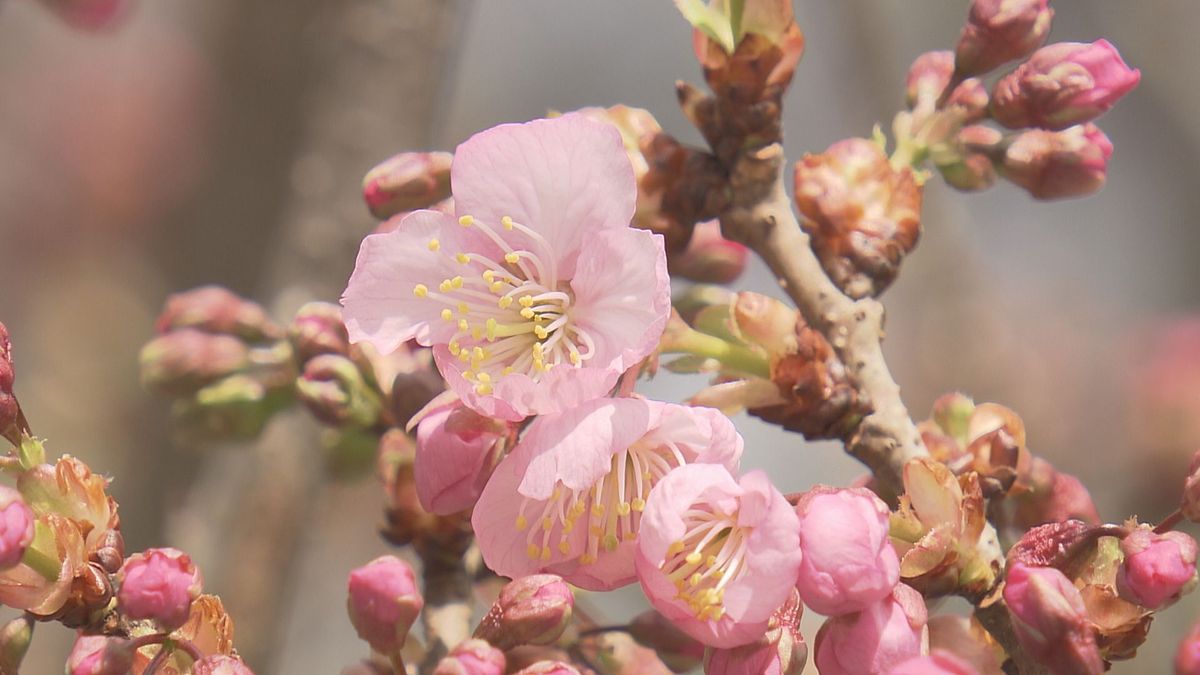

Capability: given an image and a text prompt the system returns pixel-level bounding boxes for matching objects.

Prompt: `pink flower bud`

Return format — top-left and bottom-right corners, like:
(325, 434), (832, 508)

(140, 330), (250, 396)
(668, 221), (749, 284)
(434, 639), (506, 675)
(117, 548), (203, 631)
(36, 0), (128, 30)
(955, 0), (1053, 76)
(889, 650), (978, 675)
(192, 655), (256, 675)
(1000, 123), (1112, 200)
(1177, 620), (1200, 675)
(1003, 563), (1103, 674)
(1115, 527), (1198, 609)
(66, 635), (135, 675)
(414, 401), (509, 515)
(794, 486), (899, 616)
(347, 555), (423, 654)
(629, 610), (706, 672)
(906, 51), (956, 108)
(704, 590), (807, 675)
(288, 302), (350, 363)
(0, 323), (18, 443)
(513, 661), (582, 675)
(363, 152), (454, 220)
(155, 286), (281, 342)
(991, 40), (1140, 131)
(296, 355), (382, 428)
(475, 574), (574, 650)
(0, 487), (34, 570)
(813, 584), (928, 675)
(1181, 449), (1200, 524)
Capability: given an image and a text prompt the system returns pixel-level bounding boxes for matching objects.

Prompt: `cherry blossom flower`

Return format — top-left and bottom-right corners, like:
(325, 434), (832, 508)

(472, 399), (742, 590)
(635, 465), (801, 648)
(1115, 526), (1198, 610)
(342, 114), (670, 421)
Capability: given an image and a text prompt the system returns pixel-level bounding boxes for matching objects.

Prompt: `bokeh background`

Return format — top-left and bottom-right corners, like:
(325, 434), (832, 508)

(1, 0), (1198, 672)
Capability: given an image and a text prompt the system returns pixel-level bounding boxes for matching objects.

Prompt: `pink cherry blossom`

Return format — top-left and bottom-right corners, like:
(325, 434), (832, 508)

(414, 399), (512, 515)
(192, 655), (256, 675)
(66, 634), (135, 675)
(342, 114), (671, 421)
(1177, 619), (1200, 675)
(347, 555), (423, 654)
(0, 487), (33, 570)
(1003, 563), (1103, 674)
(434, 639), (506, 675)
(703, 589), (806, 675)
(794, 486), (899, 616)
(813, 584), (929, 675)
(117, 548), (203, 631)
(1115, 526), (1198, 610)
(472, 399), (742, 591)
(889, 650), (978, 675)
(635, 465), (801, 649)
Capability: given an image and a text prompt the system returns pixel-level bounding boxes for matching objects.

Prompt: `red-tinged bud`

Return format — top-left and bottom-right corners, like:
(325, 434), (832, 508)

(288, 302), (350, 363)
(629, 610), (706, 673)
(0, 322), (18, 444)
(414, 401), (510, 515)
(36, 0), (128, 30)
(954, 0), (1054, 77)
(513, 662), (582, 675)
(1183, 450), (1200, 523)
(1116, 526), (1198, 610)
(704, 589), (806, 675)
(991, 40), (1141, 131)
(66, 634), (135, 675)
(0, 487), (34, 570)
(669, 221), (749, 284)
(814, 584), (928, 675)
(296, 354), (382, 428)
(192, 655), (256, 675)
(475, 574), (574, 650)
(434, 639), (506, 675)
(1007, 520), (1091, 569)
(1000, 123), (1112, 200)
(155, 286), (281, 343)
(117, 548), (203, 631)
(363, 152), (453, 220)
(0, 615), (32, 674)
(937, 126), (1000, 192)
(890, 650), (978, 675)
(347, 555), (423, 654)
(1003, 563), (1103, 675)
(906, 51), (989, 121)
(794, 138), (922, 298)
(1177, 620), (1200, 675)
(140, 330), (250, 396)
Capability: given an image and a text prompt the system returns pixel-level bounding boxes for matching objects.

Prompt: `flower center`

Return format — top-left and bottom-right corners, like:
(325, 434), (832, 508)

(660, 507), (750, 622)
(412, 214), (600, 394)
(514, 439), (688, 564)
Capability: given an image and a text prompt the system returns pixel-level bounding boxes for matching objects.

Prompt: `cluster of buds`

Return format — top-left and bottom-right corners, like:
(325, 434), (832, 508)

(667, 287), (864, 440)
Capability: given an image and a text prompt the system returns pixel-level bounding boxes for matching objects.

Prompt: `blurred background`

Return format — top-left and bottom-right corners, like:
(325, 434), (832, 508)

(1, 0), (1197, 672)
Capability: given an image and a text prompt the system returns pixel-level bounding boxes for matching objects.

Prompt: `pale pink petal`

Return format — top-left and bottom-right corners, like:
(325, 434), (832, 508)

(342, 210), (478, 353)
(414, 404), (505, 515)
(570, 228), (671, 373)
(451, 114), (636, 278)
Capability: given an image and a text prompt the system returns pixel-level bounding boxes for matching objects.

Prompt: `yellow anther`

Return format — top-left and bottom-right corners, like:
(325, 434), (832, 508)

(501, 366), (515, 376)
(631, 498), (646, 512)
(532, 343), (544, 359)
(623, 531), (637, 542)
(527, 544), (540, 559)
(562, 521), (574, 533)
(519, 295), (534, 307)
(569, 351), (581, 365)
(520, 307), (536, 320)
(458, 302), (469, 314)
(685, 552), (702, 566)
(540, 546), (552, 561)
(441, 308), (453, 321)
(463, 371), (476, 381)
(439, 280), (453, 293)
(458, 319), (469, 332)
(486, 318), (498, 340)
(477, 372), (492, 383)
(534, 359), (547, 372)
(580, 553), (597, 565)
(592, 502), (605, 516)
(413, 284), (428, 298)
(498, 296), (513, 309)
(542, 517), (554, 531)
(448, 340), (461, 356)
(458, 350), (470, 363)
(689, 572), (702, 587)
(534, 326), (549, 340)
(473, 347), (486, 362)
(455, 252), (470, 264)
(475, 383), (493, 395)
(490, 282), (505, 293)
(427, 239), (440, 251)
(590, 526), (604, 537)
(451, 276), (464, 289)
(459, 215), (474, 226)
(617, 502), (632, 517)
(501, 216), (514, 230)
(558, 540), (571, 554)
(504, 252), (521, 264)
(472, 326), (482, 340)
(668, 541), (686, 555)
(515, 515), (528, 531)
(603, 534), (620, 552)
(570, 501), (586, 517)
(483, 270), (495, 282)
(706, 555), (717, 567)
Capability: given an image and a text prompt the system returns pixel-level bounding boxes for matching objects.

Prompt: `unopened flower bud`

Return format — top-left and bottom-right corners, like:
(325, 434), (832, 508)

(730, 292), (797, 355)
(629, 610), (706, 673)
(889, 650), (977, 675)
(155, 286), (281, 343)
(363, 151), (453, 220)
(1183, 450), (1200, 523)
(475, 574), (574, 650)
(117, 548), (203, 631)
(296, 354), (382, 428)
(937, 126), (1001, 192)
(1003, 563), (1103, 674)
(1007, 520), (1091, 569)
(794, 138), (922, 298)
(65, 635), (135, 675)
(514, 661), (581, 675)
(140, 330), (250, 396)
(415, 401), (509, 515)
(0, 323), (18, 443)
(0, 487), (33, 570)
(906, 51), (956, 108)
(434, 639), (506, 675)
(704, 590), (806, 675)
(1115, 526), (1198, 610)
(192, 655), (256, 675)
(991, 40), (1140, 131)
(668, 221), (749, 284)
(288, 302), (350, 363)
(955, 0), (1053, 77)
(0, 615), (32, 674)
(347, 555), (423, 654)
(814, 584), (928, 675)
(1000, 123), (1112, 200)
(1177, 620), (1200, 675)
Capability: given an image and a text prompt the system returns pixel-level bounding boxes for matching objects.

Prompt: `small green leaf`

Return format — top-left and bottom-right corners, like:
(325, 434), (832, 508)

(673, 0), (736, 53)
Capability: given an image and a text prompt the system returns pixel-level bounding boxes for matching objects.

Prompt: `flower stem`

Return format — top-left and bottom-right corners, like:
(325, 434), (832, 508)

(660, 330), (770, 379)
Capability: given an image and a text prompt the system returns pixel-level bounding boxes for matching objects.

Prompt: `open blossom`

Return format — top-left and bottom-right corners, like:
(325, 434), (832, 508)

(794, 486), (899, 616)
(343, 114), (670, 421)
(813, 584), (929, 675)
(991, 40), (1140, 131)
(472, 398), (742, 590)
(1115, 527), (1198, 610)
(414, 399), (512, 515)
(635, 465), (801, 649)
